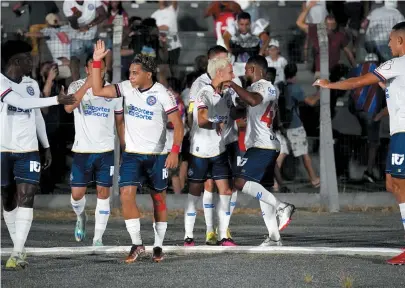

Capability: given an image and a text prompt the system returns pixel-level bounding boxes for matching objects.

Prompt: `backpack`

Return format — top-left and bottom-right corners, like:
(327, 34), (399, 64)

(277, 81), (297, 129)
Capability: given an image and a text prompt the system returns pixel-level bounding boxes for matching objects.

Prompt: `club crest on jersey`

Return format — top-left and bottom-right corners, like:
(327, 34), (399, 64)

(26, 86), (35, 96)
(146, 95), (157, 106)
(88, 4), (95, 10)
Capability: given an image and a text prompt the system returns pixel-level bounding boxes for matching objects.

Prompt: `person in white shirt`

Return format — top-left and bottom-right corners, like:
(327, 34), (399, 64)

(91, 40), (184, 263)
(151, 1), (182, 72)
(314, 21), (405, 265)
(1, 40), (75, 270)
(363, 0), (404, 62)
(265, 39), (288, 84)
(65, 56), (124, 247)
(63, 0), (108, 81)
(184, 57), (236, 247)
(227, 55), (296, 247)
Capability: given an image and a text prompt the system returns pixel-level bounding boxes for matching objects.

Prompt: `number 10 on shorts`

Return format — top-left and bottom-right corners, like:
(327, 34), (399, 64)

(30, 161), (41, 173)
(162, 168), (168, 179)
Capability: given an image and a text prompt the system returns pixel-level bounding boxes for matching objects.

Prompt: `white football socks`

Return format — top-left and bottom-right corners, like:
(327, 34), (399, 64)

(260, 201), (281, 241)
(153, 222), (167, 248)
(93, 197), (110, 242)
(14, 207), (33, 254)
(125, 218), (142, 245)
(241, 181), (280, 208)
(3, 207), (17, 245)
(203, 190), (215, 233)
(400, 202), (405, 231)
(184, 194), (200, 239)
(217, 194), (231, 240)
(71, 195), (86, 216)
(230, 190), (238, 216)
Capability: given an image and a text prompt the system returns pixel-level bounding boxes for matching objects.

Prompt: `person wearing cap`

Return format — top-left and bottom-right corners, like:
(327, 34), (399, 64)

(21, 13), (74, 84)
(347, 53), (386, 184)
(1, 40), (75, 270)
(265, 39), (288, 84)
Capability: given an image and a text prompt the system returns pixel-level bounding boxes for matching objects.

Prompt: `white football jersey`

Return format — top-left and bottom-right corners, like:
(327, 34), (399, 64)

(115, 81), (178, 154)
(190, 85), (232, 157)
(244, 79), (280, 150)
(373, 55), (405, 136)
(68, 79), (123, 153)
(189, 73), (240, 145)
(1, 74), (41, 152)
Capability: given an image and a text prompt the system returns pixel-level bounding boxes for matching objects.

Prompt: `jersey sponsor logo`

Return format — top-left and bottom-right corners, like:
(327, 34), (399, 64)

(213, 115), (228, 123)
(26, 86), (35, 96)
(88, 4), (95, 10)
(8, 106), (32, 113)
(83, 104), (111, 117)
(146, 95), (157, 106)
(127, 104), (154, 120)
(29, 161), (41, 173)
(392, 153), (404, 166)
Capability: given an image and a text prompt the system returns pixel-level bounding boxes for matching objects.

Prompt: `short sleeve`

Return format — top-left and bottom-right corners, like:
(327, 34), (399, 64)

(281, 57), (288, 67)
(114, 98), (124, 114)
(67, 81), (81, 95)
(196, 90), (211, 110)
(161, 88), (178, 115)
(63, 0), (74, 17)
(292, 85), (306, 103)
(114, 80), (130, 98)
(188, 80), (203, 102)
(373, 59), (401, 82)
(0, 76), (13, 102)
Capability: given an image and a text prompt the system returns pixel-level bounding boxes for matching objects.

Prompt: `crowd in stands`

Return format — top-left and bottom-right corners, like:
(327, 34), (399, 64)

(2, 0), (404, 193)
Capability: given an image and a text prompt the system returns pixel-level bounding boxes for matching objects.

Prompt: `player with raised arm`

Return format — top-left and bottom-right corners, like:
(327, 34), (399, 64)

(1, 40), (75, 270)
(228, 55), (296, 247)
(91, 40), (184, 263)
(184, 57), (236, 246)
(65, 56), (124, 246)
(314, 21), (405, 265)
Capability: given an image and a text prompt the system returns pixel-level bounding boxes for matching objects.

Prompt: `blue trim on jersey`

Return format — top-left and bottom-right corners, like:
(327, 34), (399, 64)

(372, 70), (385, 81)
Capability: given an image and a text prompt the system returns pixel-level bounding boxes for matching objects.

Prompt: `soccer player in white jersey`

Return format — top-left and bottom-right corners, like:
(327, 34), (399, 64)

(65, 56), (124, 246)
(91, 40), (184, 263)
(184, 56), (236, 246)
(188, 46), (233, 244)
(314, 21), (405, 265)
(227, 55), (296, 246)
(1, 40), (75, 270)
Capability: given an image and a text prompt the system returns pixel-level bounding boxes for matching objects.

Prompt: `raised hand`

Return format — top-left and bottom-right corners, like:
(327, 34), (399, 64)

(57, 86), (76, 105)
(93, 39), (109, 61)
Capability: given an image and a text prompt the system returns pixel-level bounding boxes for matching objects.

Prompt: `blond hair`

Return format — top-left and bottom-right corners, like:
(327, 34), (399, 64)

(207, 57), (231, 79)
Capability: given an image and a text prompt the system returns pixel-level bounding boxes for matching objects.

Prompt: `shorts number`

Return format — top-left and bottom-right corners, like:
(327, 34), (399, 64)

(29, 161), (41, 173)
(110, 166), (114, 176)
(260, 104), (274, 128)
(162, 168), (168, 179)
(237, 156), (248, 167)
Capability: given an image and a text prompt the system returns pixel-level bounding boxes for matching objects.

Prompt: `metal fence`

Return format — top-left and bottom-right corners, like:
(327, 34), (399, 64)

(1, 1), (400, 211)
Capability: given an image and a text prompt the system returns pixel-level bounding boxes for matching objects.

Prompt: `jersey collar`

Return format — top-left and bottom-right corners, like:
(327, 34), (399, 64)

(138, 82), (155, 93)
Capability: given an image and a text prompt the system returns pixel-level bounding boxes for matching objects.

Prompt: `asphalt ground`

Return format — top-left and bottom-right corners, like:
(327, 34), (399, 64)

(2, 211), (405, 288)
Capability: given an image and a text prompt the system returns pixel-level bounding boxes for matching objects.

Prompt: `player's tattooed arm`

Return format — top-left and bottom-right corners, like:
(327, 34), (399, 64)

(229, 81), (263, 107)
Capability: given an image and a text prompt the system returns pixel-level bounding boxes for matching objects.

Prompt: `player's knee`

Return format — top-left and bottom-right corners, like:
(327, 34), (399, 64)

(120, 186), (136, 201)
(17, 183), (37, 208)
(386, 176), (393, 193)
(97, 186), (110, 199)
(189, 182), (203, 196)
(1, 186), (18, 211)
(204, 179), (214, 191)
(233, 178), (245, 191)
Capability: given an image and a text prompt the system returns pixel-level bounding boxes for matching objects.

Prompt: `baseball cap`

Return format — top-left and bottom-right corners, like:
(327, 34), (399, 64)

(268, 39), (279, 48)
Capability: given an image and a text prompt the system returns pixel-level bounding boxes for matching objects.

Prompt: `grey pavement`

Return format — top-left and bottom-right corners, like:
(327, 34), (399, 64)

(2, 211), (405, 287)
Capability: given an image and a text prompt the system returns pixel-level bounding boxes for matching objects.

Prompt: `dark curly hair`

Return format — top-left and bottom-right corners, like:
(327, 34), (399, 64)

(131, 54), (157, 75)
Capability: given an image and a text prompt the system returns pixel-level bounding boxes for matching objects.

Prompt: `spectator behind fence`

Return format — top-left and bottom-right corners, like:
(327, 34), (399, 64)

(38, 62), (71, 193)
(63, 0), (108, 81)
(151, 1), (182, 76)
(21, 13), (73, 86)
(265, 39), (288, 84)
(12, 1), (60, 79)
(223, 12), (270, 77)
(362, 0), (404, 62)
(101, 1), (130, 80)
(296, 0), (356, 79)
(204, 1), (242, 47)
(275, 63), (320, 190)
(347, 53), (386, 183)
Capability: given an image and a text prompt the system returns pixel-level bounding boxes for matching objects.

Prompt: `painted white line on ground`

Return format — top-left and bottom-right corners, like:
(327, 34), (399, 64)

(1, 246), (402, 257)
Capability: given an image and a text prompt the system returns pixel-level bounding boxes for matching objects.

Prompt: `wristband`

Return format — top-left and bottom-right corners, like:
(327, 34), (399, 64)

(93, 61), (101, 68)
(171, 144), (180, 154)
